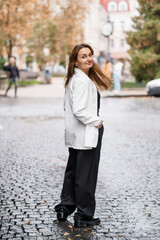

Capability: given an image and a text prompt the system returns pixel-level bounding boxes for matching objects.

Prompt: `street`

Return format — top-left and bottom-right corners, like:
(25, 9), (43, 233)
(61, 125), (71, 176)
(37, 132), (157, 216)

(0, 91), (160, 239)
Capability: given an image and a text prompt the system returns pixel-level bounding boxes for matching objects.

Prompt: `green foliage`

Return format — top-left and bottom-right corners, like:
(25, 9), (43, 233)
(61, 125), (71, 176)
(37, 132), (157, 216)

(18, 79), (42, 87)
(155, 68), (160, 79)
(0, 57), (5, 70)
(121, 82), (146, 88)
(128, 51), (159, 82)
(26, 21), (47, 69)
(26, 20), (57, 69)
(46, 21), (57, 56)
(127, 0), (160, 82)
(26, 55), (34, 65)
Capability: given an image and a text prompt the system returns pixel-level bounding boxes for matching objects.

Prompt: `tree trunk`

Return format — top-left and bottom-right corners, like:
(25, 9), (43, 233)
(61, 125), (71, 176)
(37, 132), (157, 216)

(8, 39), (12, 58)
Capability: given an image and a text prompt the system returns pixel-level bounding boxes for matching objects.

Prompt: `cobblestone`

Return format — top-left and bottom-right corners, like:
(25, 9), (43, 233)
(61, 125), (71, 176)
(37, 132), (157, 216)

(0, 97), (160, 239)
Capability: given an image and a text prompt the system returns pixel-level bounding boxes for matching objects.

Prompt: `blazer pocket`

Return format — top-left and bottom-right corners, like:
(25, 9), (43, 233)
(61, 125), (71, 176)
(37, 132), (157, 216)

(85, 125), (98, 148)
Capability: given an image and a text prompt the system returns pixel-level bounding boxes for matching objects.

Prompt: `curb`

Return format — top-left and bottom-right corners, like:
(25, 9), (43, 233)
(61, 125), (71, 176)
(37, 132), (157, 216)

(102, 93), (151, 98)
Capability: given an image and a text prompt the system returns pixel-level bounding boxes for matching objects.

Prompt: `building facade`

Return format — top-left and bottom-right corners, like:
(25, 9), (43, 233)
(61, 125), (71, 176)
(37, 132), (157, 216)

(2, 0), (139, 73)
(84, 0), (139, 60)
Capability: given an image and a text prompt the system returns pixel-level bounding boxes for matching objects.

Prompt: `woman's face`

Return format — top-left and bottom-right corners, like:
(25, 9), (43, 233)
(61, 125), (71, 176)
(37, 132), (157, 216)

(76, 48), (93, 71)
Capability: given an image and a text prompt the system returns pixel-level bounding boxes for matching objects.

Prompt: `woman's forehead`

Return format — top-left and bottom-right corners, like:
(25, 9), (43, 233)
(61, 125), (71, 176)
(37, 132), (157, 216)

(78, 48), (92, 55)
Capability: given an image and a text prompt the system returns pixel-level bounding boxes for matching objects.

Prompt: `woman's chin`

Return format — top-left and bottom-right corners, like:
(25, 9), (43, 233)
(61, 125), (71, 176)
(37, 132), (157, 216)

(86, 64), (93, 69)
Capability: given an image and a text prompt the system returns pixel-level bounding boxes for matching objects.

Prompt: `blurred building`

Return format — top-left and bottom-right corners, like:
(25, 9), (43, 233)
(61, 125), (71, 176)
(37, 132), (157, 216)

(2, 0), (139, 73)
(84, 0), (139, 60)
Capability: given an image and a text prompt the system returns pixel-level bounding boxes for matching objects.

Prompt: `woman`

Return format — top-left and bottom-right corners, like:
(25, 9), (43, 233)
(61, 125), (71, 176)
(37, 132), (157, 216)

(55, 43), (112, 228)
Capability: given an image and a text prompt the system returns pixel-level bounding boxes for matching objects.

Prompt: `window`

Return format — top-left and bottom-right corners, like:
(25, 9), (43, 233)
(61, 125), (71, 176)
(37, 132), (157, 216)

(120, 39), (125, 47)
(110, 39), (114, 48)
(119, 1), (128, 11)
(108, 1), (118, 12)
(121, 21), (125, 31)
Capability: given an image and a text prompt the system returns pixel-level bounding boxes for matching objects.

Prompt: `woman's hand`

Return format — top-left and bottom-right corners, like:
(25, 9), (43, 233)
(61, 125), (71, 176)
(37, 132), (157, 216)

(96, 120), (103, 129)
(4, 62), (9, 66)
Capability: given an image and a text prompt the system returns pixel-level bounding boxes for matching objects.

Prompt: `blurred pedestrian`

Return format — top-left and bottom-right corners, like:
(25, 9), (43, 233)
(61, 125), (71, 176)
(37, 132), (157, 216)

(97, 51), (106, 68)
(45, 62), (51, 83)
(102, 59), (111, 79)
(55, 43), (112, 228)
(113, 59), (123, 92)
(3, 56), (20, 98)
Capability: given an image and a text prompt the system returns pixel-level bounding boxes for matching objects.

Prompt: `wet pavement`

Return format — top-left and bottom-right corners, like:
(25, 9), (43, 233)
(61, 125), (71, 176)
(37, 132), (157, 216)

(0, 96), (160, 240)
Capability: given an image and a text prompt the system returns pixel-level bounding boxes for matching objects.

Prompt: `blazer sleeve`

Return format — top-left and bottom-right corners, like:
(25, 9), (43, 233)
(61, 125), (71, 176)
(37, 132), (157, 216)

(3, 65), (10, 71)
(72, 77), (102, 127)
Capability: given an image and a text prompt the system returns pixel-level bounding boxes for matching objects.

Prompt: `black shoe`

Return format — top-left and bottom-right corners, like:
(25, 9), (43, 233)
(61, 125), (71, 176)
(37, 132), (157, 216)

(74, 217), (100, 228)
(57, 208), (68, 221)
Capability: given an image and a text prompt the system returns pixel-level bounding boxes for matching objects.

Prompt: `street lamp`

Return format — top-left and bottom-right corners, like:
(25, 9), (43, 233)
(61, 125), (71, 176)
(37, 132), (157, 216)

(101, 16), (113, 61)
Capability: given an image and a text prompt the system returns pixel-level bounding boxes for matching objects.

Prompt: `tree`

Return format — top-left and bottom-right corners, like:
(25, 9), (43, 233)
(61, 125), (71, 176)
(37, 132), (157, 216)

(26, 20), (47, 69)
(0, 0), (50, 57)
(25, 0), (91, 67)
(54, 0), (91, 65)
(0, 0), (92, 68)
(26, 19), (58, 69)
(127, 0), (160, 82)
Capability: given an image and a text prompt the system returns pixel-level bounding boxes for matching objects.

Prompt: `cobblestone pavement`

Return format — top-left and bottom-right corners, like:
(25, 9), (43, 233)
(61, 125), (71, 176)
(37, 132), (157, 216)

(0, 96), (160, 240)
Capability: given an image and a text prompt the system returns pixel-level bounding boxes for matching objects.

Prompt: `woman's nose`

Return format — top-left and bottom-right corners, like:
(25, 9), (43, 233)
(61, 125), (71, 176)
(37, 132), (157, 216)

(87, 56), (92, 61)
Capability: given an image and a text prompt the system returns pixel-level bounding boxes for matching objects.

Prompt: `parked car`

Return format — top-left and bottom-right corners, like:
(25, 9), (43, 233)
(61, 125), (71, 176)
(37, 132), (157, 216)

(146, 79), (160, 96)
(19, 69), (39, 79)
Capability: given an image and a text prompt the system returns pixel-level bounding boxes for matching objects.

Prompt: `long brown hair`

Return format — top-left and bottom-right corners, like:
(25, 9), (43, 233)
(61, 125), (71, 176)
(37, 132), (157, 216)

(65, 43), (112, 90)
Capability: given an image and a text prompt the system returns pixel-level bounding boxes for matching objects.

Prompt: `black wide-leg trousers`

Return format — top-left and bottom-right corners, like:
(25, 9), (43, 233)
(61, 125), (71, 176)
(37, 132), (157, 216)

(55, 126), (104, 218)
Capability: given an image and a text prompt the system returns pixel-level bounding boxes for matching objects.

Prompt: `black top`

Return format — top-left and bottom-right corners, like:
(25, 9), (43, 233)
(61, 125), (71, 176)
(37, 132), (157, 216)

(3, 64), (19, 78)
(97, 91), (100, 116)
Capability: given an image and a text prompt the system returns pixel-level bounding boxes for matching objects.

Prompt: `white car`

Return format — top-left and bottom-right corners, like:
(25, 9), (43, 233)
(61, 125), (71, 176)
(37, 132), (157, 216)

(146, 79), (160, 96)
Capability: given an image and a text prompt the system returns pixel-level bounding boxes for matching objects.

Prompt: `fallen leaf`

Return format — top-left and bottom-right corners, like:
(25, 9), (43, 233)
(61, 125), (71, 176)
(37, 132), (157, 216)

(84, 228), (91, 231)
(67, 238), (72, 240)
(64, 232), (70, 236)
(28, 220), (30, 225)
(75, 234), (81, 237)
(117, 234), (119, 237)
(69, 225), (73, 228)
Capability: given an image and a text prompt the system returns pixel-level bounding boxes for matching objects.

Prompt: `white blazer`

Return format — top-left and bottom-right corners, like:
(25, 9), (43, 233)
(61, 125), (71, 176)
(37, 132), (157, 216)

(64, 68), (102, 150)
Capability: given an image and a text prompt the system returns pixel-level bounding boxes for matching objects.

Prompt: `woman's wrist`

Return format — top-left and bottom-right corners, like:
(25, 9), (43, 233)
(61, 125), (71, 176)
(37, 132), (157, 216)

(96, 120), (103, 129)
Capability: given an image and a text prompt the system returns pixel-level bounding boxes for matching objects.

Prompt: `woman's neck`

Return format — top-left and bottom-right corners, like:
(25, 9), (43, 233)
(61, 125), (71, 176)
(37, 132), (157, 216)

(77, 67), (89, 76)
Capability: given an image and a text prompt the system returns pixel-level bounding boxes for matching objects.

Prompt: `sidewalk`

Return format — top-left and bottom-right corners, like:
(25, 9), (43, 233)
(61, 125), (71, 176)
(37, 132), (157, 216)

(101, 88), (148, 98)
(0, 77), (149, 99)
(0, 77), (65, 99)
